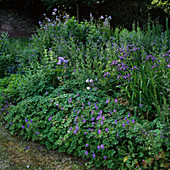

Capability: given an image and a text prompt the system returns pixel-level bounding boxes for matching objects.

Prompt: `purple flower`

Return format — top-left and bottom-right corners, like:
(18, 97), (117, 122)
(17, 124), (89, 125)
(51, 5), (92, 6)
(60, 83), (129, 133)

(103, 156), (106, 159)
(85, 144), (89, 147)
(113, 109), (116, 112)
(139, 104), (143, 107)
(83, 119), (86, 123)
(63, 60), (69, 63)
(25, 118), (28, 122)
(98, 129), (101, 134)
(106, 99), (108, 103)
(69, 127), (72, 130)
(58, 57), (64, 62)
(97, 146), (100, 150)
(76, 126), (79, 130)
(102, 116), (105, 120)
(84, 132), (87, 134)
(77, 110), (80, 114)
(36, 131), (39, 135)
(132, 119), (135, 123)
(22, 125), (24, 129)
(27, 124), (29, 128)
(92, 117), (95, 121)
(91, 110), (94, 114)
(88, 102), (91, 105)
(50, 99), (53, 103)
(115, 99), (118, 103)
(53, 8), (57, 12)
(100, 110), (102, 114)
(115, 119), (117, 124)
(124, 117), (127, 120)
(122, 123), (125, 127)
(48, 116), (52, 121)
(92, 153), (95, 158)
(101, 144), (104, 149)
(85, 151), (88, 155)
(127, 120), (130, 124)
(30, 120), (32, 123)
(56, 103), (59, 107)
(74, 130), (77, 134)
(92, 122), (95, 125)
(101, 121), (103, 125)
(128, 113), (130, 117)
(77, 93), (79, 96)
(105, 128), (108, 132)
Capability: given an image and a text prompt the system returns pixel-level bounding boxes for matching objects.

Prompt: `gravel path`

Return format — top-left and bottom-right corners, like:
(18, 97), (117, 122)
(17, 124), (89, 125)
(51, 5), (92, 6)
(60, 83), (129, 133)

(0, 124), (89, 170)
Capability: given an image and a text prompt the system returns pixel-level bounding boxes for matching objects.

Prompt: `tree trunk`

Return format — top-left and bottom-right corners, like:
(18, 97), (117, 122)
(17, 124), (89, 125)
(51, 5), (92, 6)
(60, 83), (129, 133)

(76, 3), (80, 23)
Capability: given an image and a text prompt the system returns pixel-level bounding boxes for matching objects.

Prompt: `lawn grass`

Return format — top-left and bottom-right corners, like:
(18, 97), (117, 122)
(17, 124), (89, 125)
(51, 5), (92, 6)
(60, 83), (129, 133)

(8, 37), (30, 50)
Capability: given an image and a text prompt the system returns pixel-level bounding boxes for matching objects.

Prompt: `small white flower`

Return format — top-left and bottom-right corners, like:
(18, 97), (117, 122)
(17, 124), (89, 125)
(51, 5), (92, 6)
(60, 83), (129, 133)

(86, 79), (89, 83)
(100, 16), (104, 19)
(90, 79), (93, 83)
(27, 165), (30, 168)
(87, 87), (90, 90)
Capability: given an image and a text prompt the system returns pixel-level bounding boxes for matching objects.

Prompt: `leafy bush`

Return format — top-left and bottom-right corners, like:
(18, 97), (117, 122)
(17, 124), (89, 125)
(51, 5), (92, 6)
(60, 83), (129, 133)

(0, 33), (22, 78)
(0, 8), (169, 169)
(4, 87), (169, 169)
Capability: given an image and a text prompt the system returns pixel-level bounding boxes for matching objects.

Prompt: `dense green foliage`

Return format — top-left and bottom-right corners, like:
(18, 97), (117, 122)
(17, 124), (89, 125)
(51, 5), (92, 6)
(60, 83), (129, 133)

(0, 9), (169, 169)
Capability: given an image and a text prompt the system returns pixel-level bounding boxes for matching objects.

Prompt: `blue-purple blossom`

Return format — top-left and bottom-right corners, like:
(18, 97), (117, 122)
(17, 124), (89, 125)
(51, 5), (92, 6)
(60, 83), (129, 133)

(122, 123), (125, 127)
(88, 102), (91, 105)
(22, 125), (24, 129)
(36, 131), (39, 135)
(105, 128), (108, 132)
(85, 144), (89, 147)
(101, 144), (104, 149)
(115, 99), (118, 103)
(25, 118), (28, 122)
(83, 119), (86, 123)
(76, 126), (79, 130)
(69, 127), (72, 130)
(132, 119), (135, 123)
(85, 151), (88, 155)
(115, 119), (117, 124)
(97, 146), (100, 150)
(127, 120), (130, 124)
(103, 156), (106, 159)
(30, 120), (32, 123)
(98, 129), (101, 134)
(92, 117), (95, 121)
(27, 124), (29, 128)
(74, 130), (77, 134)
(92, 153), (95, 158)
(106, 99), (108, 103)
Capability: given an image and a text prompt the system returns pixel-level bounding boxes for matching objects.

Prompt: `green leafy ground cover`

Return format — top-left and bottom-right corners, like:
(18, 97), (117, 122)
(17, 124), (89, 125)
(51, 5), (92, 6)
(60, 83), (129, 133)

(0, 9), (169, 169)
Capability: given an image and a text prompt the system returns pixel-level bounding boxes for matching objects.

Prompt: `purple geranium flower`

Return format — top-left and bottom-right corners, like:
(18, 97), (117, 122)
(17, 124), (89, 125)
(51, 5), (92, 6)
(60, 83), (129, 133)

(86, 144), (88, 147)
(98, 129), (101, 134)
(85, 151), (88, 156)
(101, 144), (104, 149)
(92, 153), (95, 158)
